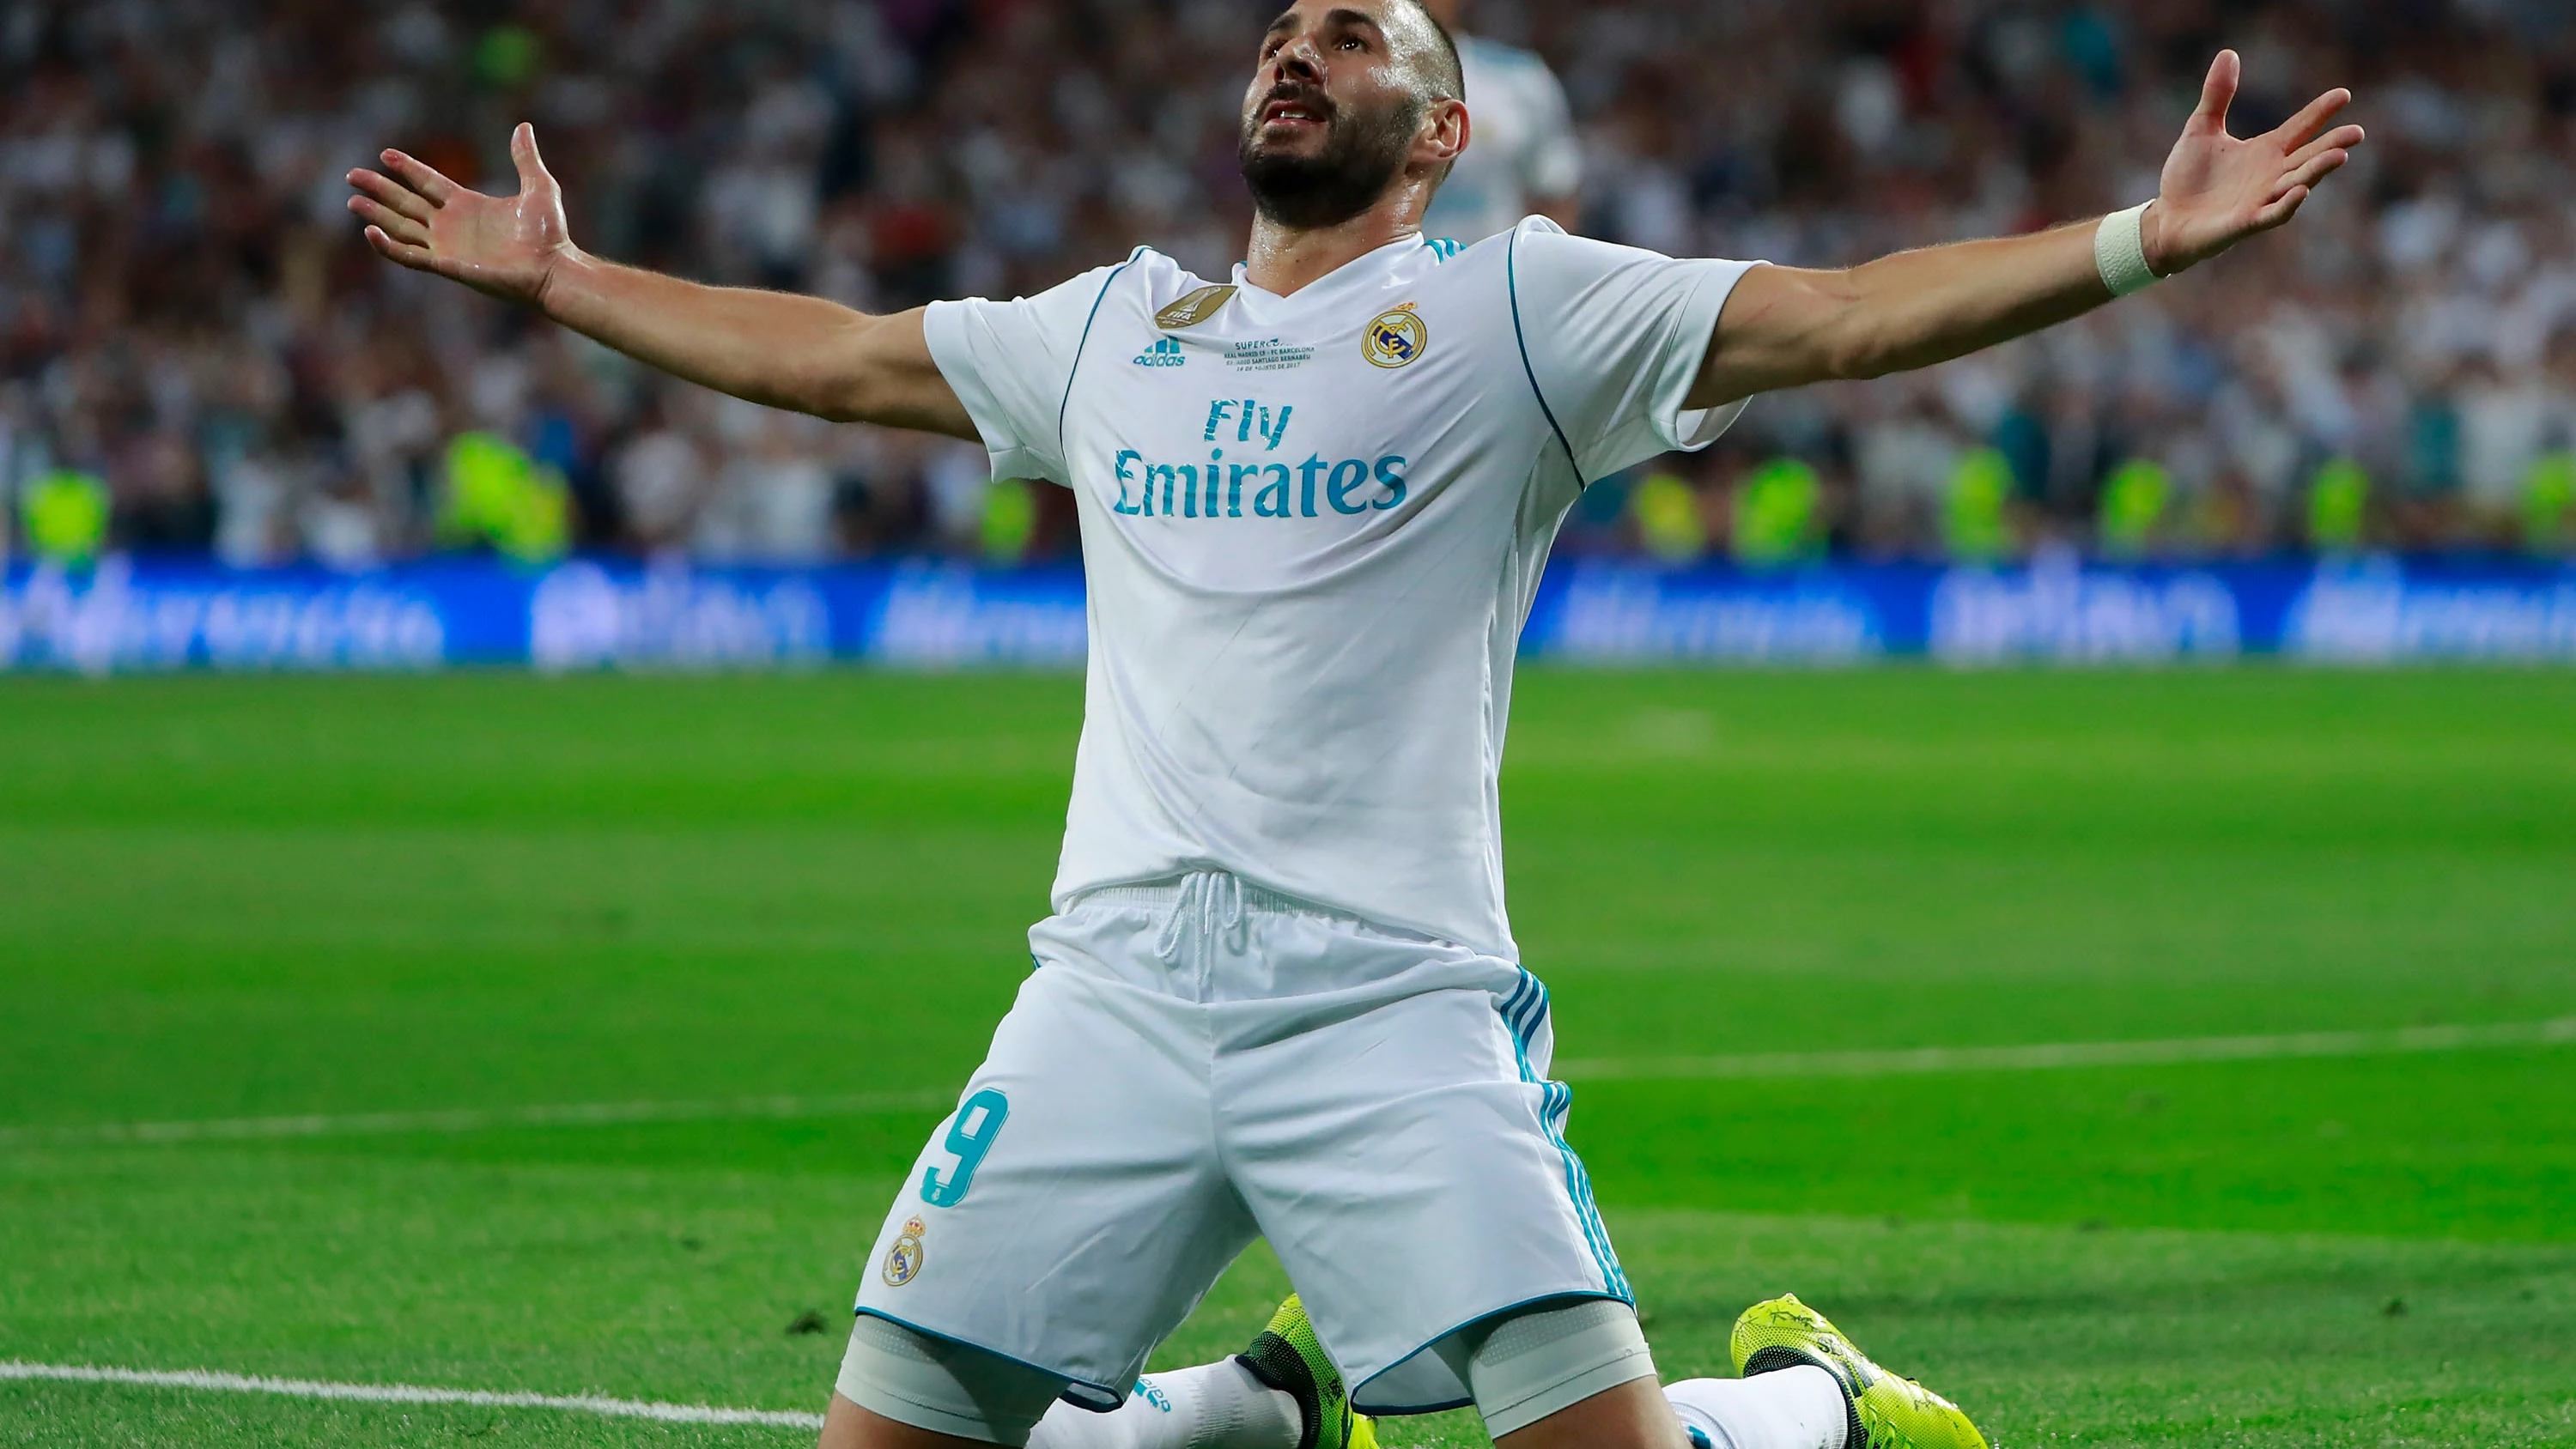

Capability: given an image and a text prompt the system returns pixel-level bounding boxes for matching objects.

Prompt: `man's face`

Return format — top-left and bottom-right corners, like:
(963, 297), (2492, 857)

(1238, 0), (1444, 229)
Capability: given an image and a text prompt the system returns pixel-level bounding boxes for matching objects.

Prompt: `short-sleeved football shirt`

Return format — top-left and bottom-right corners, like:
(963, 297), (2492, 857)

(925, 221), (1758, 958)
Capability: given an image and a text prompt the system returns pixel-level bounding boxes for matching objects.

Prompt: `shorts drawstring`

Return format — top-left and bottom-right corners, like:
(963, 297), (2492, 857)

(1152, 870), (1249, 964)
(1216, 872), (1246, 951)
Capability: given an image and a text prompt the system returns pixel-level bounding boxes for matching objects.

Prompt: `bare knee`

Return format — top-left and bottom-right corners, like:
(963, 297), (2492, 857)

(823, 1392), (1009, 1449)
(1495, 1377), (1693, 1449)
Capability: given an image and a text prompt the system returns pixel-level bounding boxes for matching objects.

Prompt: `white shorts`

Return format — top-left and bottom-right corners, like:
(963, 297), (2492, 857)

(849, 870), (1629, 1416)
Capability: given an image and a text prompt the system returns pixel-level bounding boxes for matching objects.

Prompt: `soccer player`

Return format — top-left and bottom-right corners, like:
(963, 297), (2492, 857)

(348, 5), (2360, 1449)
(1414, 0), (1582, 240)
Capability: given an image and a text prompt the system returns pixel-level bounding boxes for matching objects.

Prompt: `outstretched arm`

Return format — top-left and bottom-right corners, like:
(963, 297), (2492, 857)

(1688, 52), (2363, 409)
(348, 124), (975, 438)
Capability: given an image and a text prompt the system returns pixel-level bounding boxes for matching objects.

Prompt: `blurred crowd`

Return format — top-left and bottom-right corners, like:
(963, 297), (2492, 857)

(3, 0), (2575, 570)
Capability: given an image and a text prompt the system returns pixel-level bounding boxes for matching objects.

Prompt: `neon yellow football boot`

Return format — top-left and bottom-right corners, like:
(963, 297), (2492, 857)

(1236, 1294), (1378, 1449)
(1730, 1294), (1987, 1449)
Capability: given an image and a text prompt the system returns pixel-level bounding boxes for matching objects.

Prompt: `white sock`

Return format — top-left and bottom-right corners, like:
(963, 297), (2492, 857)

(1028, 1360), (1303, 1449)
(1664, 1368), (1850, 1449)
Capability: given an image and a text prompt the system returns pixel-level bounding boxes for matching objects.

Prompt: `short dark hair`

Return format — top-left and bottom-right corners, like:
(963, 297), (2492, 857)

(1383, 0), (1463, 193)
(1393, 0), (1465, 102)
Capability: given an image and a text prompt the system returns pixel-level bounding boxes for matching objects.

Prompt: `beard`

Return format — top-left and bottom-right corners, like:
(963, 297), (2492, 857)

(1237, 83), (1424, 230)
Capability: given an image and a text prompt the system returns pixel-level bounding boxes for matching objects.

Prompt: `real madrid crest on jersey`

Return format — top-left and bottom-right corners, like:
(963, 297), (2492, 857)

(1364, 304), (1427, 368)
(882, 1216), (927, 1286)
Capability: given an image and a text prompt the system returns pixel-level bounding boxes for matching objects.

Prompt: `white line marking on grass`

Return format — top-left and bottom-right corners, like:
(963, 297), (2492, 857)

(0, 1361), (825, 1430)
(0, 1088), (957, 1149)
(1555, 1016), (2576, 1082)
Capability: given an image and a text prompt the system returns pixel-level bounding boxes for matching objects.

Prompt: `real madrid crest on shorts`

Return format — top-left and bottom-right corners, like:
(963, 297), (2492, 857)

(1364, 304), (1427, 368)
(882, 1216), (927, 1287)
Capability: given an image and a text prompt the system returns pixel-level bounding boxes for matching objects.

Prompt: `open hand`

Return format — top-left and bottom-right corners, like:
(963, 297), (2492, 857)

(347, 123), (575, 306)
(2146, 51), (2364, 276)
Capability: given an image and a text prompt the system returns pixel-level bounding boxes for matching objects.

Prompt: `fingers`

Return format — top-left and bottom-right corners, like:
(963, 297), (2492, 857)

(2274, 88), (2355, 149)
(2272, 145), (2350, 199)
(2251, 185), (2310, 232)
(361, 224), (442, 272)
(510, 122), (553, 193)
(347, 167), (434, 225)
(2287, 123), (2366, 170)
(2191, 50), (2240, 132)
(379, 149), (459, 205)
(347, 194), (429, 247)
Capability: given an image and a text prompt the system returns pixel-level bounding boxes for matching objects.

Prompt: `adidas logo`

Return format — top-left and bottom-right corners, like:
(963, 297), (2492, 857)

(1132, 337), (1187, 368)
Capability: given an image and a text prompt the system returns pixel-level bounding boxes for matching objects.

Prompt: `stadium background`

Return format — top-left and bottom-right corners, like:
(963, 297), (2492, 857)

(3, 4), (2573, 1448)
(3, 0), (2575, 573)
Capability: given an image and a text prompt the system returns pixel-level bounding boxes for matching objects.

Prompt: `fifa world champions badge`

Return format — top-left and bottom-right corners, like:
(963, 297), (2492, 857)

(1363, 304), (1427, 368)
(882, 1216), (927, 1287)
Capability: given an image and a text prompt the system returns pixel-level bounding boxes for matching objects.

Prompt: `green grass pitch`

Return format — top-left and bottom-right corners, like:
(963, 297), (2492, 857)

(3, 668), (2573, 1447)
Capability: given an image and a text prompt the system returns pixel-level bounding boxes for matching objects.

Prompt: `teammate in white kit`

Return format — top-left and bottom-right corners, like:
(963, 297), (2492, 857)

(349, 7), (2361, 1449)
(1415, 0), (1582, 241)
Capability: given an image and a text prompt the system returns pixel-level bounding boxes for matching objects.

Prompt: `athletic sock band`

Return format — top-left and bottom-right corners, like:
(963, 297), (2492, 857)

(839, 1314), (1067, 1446)
(2094, 202), (2159, 298)
(1433, 1298), (1659, 1439)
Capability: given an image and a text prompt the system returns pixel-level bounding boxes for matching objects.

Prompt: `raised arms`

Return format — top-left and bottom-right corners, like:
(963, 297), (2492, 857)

(1688, 51), (2365, 409)
(347, 124), (974, 439)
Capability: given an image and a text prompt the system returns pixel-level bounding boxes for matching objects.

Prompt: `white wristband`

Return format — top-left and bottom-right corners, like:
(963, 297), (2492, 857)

(2094, 203), (2159, 298)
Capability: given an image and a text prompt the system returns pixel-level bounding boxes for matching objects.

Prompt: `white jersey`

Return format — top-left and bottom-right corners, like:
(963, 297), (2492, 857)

(924, 221), (1755, 958)
(1421, 36), (1583, 244)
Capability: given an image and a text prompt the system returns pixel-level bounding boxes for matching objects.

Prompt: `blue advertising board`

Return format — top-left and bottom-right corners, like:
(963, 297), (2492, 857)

(6, 552), (2573, 672)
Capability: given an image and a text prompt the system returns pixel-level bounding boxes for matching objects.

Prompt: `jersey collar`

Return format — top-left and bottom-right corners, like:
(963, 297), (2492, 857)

(1229, 233), (1435, 311)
